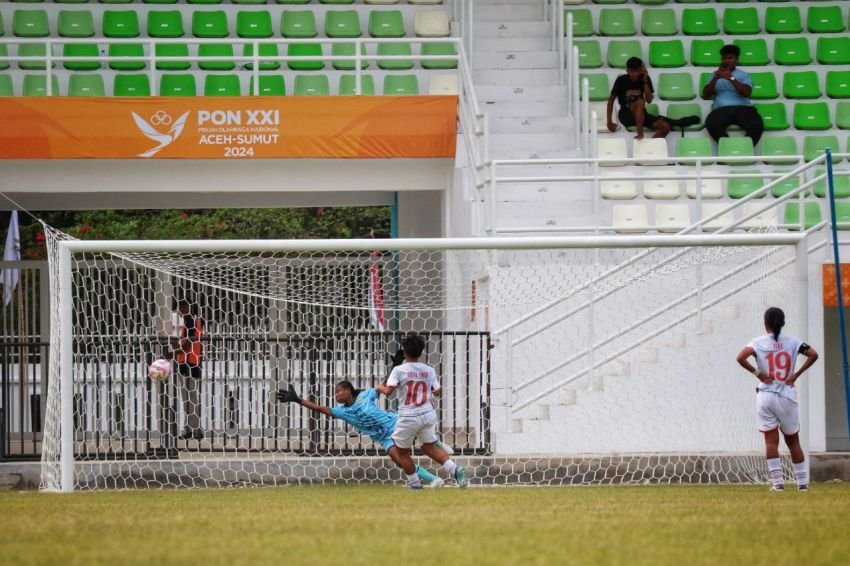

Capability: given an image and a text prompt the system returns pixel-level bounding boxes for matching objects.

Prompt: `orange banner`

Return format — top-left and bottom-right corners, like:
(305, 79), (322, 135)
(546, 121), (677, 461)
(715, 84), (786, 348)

(0, 96), (458, 159)
(823, 264), (850, 307)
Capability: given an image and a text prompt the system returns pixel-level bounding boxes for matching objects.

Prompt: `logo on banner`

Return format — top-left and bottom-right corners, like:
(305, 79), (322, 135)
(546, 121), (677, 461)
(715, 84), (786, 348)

(132, 111), (190, 158)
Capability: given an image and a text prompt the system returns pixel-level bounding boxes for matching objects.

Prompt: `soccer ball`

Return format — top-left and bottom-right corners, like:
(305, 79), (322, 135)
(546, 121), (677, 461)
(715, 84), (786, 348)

(148, 359), (171, 382)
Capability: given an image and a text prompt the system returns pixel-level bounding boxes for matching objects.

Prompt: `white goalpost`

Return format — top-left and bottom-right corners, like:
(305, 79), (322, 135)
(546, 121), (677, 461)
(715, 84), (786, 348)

(41, 230), (809, 491)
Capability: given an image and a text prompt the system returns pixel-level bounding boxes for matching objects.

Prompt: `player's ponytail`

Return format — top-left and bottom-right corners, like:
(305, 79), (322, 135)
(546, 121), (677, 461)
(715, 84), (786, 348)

(764, 307), (785, 341)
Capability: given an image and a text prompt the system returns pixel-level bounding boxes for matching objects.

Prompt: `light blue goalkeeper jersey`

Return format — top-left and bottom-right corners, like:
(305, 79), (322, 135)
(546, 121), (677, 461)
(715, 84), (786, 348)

(330, 388), (398, 448)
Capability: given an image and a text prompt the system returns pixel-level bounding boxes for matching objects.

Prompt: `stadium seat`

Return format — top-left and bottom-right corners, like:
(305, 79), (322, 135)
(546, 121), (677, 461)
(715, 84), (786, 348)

(13, 10), (50, 37)
(408, 0), (444, 4)
(204, 74), (240, 96)
(612, 204), (648, 233)
(249, 74), (286, 96)
(642, 9), (677, 36)
(837, 103), (850, 130)
(331, 43), (367, 70)
(233, 0), (267, 4)
(834, 202), (850, 230)
(363, 0), (397, 4)
(733, 39), (769, 66)
(666, 103), (703, 131)
(58, 10), (95, 37)
(599, 9), (635, 36)
(783, 71), (821, 99)
(17, 43), (51, 71)
(0, 75), (14, 97)
(700, 203), (735, 232)
(634, 0), (668, 4)
(294, 74), (330, 96)
(421, 42), (457, 70)
(656, 203), (691, 233)
(749, 73), (779, 100)
(761, 136), (799, 165)
(103, 10), (140, 38)
(244, 44), (281, 71)
(596, 138), (627, 167)
(658, 73), (694, 101)
(607, 40), (641, 69)
(581, 73), (610, 101)
(187, 0), (225, 4)
(784, 202), (821, 230)
(288, 43), (324, 70)
(575, 41), (603, 69)
(687, 178), (723, 199)
(369, 10), (405, 37)
(64, 43), (100, 70)
(816, 37), (850, 66)
(814, 169), (850, 199)
(414, 10), (450, 37)
(68, 73), (105, 96)
(682, 8), (719, 36)
(754, 103), (789, 131)
(428, 74), (457, 95)
(237, 11), (273, 38)
(109, 43), (145, 71)
(633, 138), (669, 165)
(566, 10), (594, 38)
(770, 171), (803, 198)
(643, 169), (681, 199)
(192, 11), (229, 37)
(325, 10), (361, 38)
(113, 73), (150, 96)
(727, 170), (765, 199)
(376, 42), (413, 70)
(803, 135), (841, 163)
(722, 7), (760, 35)
(198, 44), (235, 71)
(22, 74), (59, 96)
(806, 6), (845, 34)
(383, 74), (418, 95)
(281, 10), (318, 38)
(690, 39), (723, 67)
(274, 0), (313, 3)
(765, 6), (802, 34)
(773, 38), (812, 66)
(339, 74), (375, 95)
(794, 102), (832, 130)
(148, 11), (183, 38)
(676, 136), (711, 164)
(600, 171), (638, 199)
(326, 0), (358, 4)
(160, 73), (196, 96)
(719, 137), (755, 165)
(741, 202), (778, 230)
(649, 40), (686, 68)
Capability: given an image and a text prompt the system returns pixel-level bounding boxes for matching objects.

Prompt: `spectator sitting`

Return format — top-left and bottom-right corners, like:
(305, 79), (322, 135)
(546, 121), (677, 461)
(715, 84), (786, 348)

(607, 57), (671, 140)
(702, 44), (764, 146)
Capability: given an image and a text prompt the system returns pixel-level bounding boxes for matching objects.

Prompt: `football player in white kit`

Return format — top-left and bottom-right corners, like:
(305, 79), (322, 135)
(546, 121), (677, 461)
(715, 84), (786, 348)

(736, 307), (819, 492)
(377, 333), (467, 489)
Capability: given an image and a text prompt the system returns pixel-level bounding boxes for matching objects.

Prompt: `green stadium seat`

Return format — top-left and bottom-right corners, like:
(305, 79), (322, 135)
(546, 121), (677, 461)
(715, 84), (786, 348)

(783, 71), (821, 99)
(113, 73), (150, 96)
(773, 38), (811, 66)
(233, 0), (267, 4)
(580, 73), (610, 101)
(383, 74), (418, 95)
(642, 9), (677, 36)
(838, 103), (850, 130)
(288, 43), (324, 70)
(160, 73), (196, 96)
(68, 73), (104, 96)
(322, 0), (356, 4)
(187, 0), (223, 4)
(566, 10), (594, 37)
(649, 40), (686, 68)
(794, 102), (832, 130)
(599, 9), (635, 36)
(58, 10), (95, 37)
(658, 73), (694, 100)
(770, 171), (802, 198)
(23, 74), (59, 96)
(294, 74), (330, 96)
(635, 0), (669, 4)
(421, 42), (457, 70)
(607, 40), (641, 68)
(784, 202), (821, 230)
(249, 75), (286, 96)
(0, 43), (6, 72)
(143, 0), (180, 3)
(733, 39), (769, 66)
(727, 171), (764, 199)
(198, 44), (235, 71)
(192, 11), (229, 38)
(591, 0), (627, 4)
(331, 42), (368, 70)
(369, 10), (405, 38)
(339, 74), (375, 95)
(281, 10), (318, 38)
(325, 10), (361, 38)
(148, 11), (184, 38)
(63, 43), (100, 70)
(103, 10), (139, 38)
(575, 40), (603, 69)
(804, 135), (841, 163)
(834, 202), (850, 230)
(722, 8), (760, 34)
(682, 8), (718, 36)
(13, 10), (49, 37)
(690, 39), (723, 67)
(816, 37), (850, 66)
(275, 0), (312, 3)
(237, 11), (273, 38)
(108, 43), (145, 71)
(676, 136), (712, 163)
(749, 73), (779, 100)
(754, 102), (789, 131)
(377, 42), (412, 70)
(761, 136), (799, 165)
(155, 44), (190, 70)
(204, 74), (240, 96)
(765, 6), (802, 34)
(719, 137), (755, 165)
(806, 6), (845, 34)
(17, 43), (51, 71)
(0, 75), (13, 97)
(814, 169), (850, 199)
(666, 103), (703, 131)
(244, 43), (280, 70)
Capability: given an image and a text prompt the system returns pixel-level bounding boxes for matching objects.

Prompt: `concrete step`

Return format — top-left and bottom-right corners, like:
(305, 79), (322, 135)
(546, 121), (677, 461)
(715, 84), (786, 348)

(497, 182), (592, 203)
(477, 36), (551, 52)
(490, 132), (572, 154)
(491, 148), (572, 160)
(474, 68), (561, 85)
(474, 50), (560, 70)
(474, 4), (545, 21)
(474, 21), (551, 38)
(477, 83), (568, 103)
(490, 116), (573, 134)
(482, 100), (570, 117)
(496, 201), (596, 229)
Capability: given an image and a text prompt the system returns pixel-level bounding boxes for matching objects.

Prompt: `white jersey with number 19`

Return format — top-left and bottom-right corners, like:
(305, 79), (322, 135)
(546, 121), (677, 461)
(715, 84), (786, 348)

(386, 362), (441, 417)
(748, 333), (807, 402)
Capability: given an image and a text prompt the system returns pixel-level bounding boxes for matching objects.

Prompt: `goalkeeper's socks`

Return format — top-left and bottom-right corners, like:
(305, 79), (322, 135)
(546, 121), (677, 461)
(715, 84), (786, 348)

(416, 465), (438, 483)
(793, 461), (808, 489)
(767, 458), (784, 490)
(442, 460), (458, 476)
(407, 473), (423, 489)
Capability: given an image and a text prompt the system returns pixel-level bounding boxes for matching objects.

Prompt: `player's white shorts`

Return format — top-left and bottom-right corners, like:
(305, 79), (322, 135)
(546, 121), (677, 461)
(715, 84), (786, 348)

(757, 391), (800, 435)
(391, 410), (439, 449)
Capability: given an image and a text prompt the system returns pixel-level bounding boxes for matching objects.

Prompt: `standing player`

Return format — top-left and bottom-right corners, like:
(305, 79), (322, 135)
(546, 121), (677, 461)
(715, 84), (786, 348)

(736, 307), (818, 492)
(377, 332), (467, 489)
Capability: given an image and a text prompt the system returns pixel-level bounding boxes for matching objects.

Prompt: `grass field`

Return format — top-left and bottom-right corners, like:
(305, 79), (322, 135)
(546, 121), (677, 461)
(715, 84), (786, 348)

(2, 483), (849, 565)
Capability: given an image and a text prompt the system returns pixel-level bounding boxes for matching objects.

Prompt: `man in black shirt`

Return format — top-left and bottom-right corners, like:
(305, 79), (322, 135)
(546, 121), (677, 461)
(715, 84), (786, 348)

(607, 57), (671, 140)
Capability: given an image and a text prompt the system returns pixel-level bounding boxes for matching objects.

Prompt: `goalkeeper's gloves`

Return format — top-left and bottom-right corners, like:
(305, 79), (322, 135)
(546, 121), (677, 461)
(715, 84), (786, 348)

(390, 349), (405, 369)
(276, 384), (302, 404)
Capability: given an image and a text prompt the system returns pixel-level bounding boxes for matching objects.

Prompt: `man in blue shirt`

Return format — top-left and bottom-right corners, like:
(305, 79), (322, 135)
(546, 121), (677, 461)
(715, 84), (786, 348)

(701, 44), (764, 146)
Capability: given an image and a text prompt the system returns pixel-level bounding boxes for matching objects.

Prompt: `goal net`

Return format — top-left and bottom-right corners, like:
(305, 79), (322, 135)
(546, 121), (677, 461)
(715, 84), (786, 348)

(40, 228), (806, 490)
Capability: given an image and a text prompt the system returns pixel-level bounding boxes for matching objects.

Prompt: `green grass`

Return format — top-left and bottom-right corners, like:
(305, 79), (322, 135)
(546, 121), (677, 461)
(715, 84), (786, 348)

(2, 484), (849, 565)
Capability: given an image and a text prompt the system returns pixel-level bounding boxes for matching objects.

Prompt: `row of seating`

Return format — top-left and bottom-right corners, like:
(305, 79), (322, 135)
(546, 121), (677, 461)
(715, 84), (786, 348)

(568, 6), (850, 37)
(4, 1), (444, 4)
(0, 70), (456, 95)
(4, 9), (448, 38)
(575, 36), (850, 68)
(563, 0), (850, 5)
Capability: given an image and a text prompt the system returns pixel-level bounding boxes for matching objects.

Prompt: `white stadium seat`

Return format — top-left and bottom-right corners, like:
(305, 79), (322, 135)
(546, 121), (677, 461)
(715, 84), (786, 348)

(686, 178), (724, 199)
(700, 203), (735, 231)
(633, 138), (670, 166)
(596, 138), (628, 167)
(656, 203), (691, 233)
(429, 74), (458, 95)
(613, 204), (648, 233)
(741, 202), (779, 230)
(601, 171), (638, 200)
(415, 11), (451, 37)
(643, 168), (680, 199)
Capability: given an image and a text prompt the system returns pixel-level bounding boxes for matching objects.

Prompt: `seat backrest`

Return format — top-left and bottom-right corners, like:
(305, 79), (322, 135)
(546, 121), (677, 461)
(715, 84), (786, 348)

(103, 10), (140, 38)
(192, 10), (229, 38)
(148, 11), (184, 38)
(58, 10), (95, 38)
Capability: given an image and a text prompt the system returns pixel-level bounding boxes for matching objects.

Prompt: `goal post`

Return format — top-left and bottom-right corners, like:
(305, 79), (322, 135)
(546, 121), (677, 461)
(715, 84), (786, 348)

(42, 232), (808, 491)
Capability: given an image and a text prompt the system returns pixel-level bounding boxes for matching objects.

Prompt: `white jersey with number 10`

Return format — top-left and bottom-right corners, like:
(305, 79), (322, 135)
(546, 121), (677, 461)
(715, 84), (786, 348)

(748, 333), (805, 402)
(386, 362), (441, 417)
